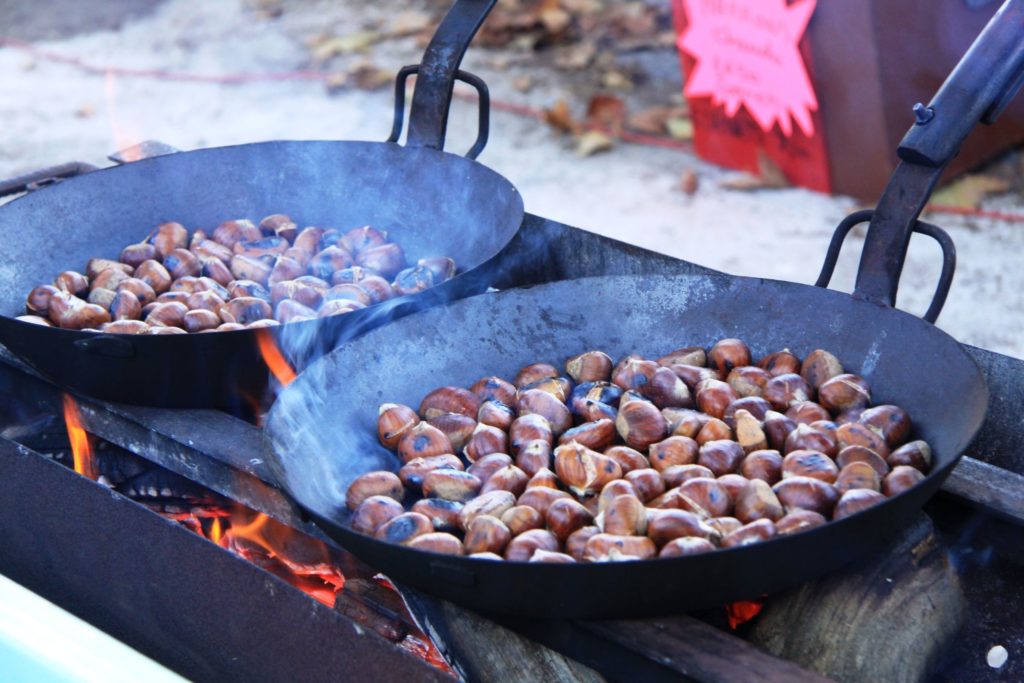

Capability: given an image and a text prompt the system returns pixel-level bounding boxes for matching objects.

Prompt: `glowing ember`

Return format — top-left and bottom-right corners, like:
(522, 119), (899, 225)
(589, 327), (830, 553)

(62, 394), (96, 480)
(726, 600), (765, 629)
(256, 329), (297, 386)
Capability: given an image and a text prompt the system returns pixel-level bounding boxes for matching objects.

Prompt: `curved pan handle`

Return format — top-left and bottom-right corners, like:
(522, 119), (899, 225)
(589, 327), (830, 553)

(850, 0), (1024, 313)
(816, 209), (956, 324)
(401, 0), (497, 156)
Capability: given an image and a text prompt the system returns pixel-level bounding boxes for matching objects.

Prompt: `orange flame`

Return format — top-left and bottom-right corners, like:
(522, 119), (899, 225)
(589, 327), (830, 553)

(62, 394), (96, 480)
(104, 70), (144, 161)
(726, 600), (765, 629)
(210, 517), (224, 546)
(256, 329), (297, 386)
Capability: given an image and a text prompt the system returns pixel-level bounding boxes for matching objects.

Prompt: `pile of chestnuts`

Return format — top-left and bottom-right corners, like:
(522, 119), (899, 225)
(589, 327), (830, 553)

(18, 216), (456, 334)
(348, 340), (932, 562)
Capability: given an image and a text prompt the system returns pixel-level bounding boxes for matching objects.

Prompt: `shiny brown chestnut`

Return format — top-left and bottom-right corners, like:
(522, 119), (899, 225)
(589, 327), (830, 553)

(833, 489), (886, 520)
(611, 356), (658, 392)
(411, 498), (464, 532)
(554, 442), (622, 497)
(220, 297), (272, 325)
(782, 449), (839, 483)
(695, 379), (738, 420)
(509, 414), (554, 452)
(583, 533), (657, 561)
(120, 243), (158, 268)
(764, 373), (811, 410)
(464, 516), (512, 555)
(785, 401), (831, 425)
(477, 400), (515, 431)
(696, 418), (733, 445)
(763, 411), (798, 451)
(396, 422), (454, 463)
(887, 440), (932, 472)
(710, 338), (751, 373)
(817, 374), (872, 413)
(835, 422), (890, 458)
(407, 531), (466, 555)
(660, 464), (715, 488)
(356, 243), (405, 278)
(722, 518), (777, 548)
(565, 526), (600, 561)
(26, 285), (59, 316)
(727, 366), (770, 398)
(351, 495), (405, 535)
(54, 271), (89, 297)
(91, 267), (130, 292)
(659, 537), (717, 557)
(859, 404), (912, 447)
(398, 454), (464, 489)
(150, 221), (189, 257)
(516, 440), (553, 477)
(345, 471), (404, 510)
(558, 419), (616, 451)
(426, 413), (477, 453)
(740, 449), (784, 484)
(87, 288), (116, 311)
(648, 436), (699, 472)
(463, 423), (509, 462)
(375, 512), (433, 546)
(600, 494), (647, 536)
(697, 439), (745, 476)
(470, 376), (518, 405)
(603, 445), (649, 474)
(100, 320), (149, 334)
(109, 290), (141, 321)
(757, 349), (801, 377)
(835, 445), (890, 478)
(505, 529), (560, 561)
(516, 487), (572, 517)
(377, 403), (420, 449)
(646, 509), (720, 546)
(734, 479), (785, 523)
(181, 309), (220, 333)
(467, 453), (514, 484)
(670, 364), (721, 392)
(657, 345), (707, 368)
(422, 470), (482, 502)
(517, 389), (572, 435)
(615, 399), (668, 450)
(835, 461), (882, 494)
(500, 505), (544, 537)
(800, 349), (844, 392)
(772, 476), (840, 517)
(481, 465), (530, 497)
(676, 477), (732, 517)
(784, 423), (838, 457)
(624, 468), (666, 502)
(734, 409), (768, 454)
(662, 407), (708, 438)
(638, 366), (692, 409)
(547, 497), (595, 542)
(513, 363), (560, 389)
(882, 465), (926, 496)
(566, 350), (613, 383)
(458, 490), (517, 531)
(775, 509), (827, 535)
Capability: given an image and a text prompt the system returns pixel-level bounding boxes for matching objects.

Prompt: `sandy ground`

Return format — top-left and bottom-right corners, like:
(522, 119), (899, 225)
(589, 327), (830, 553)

(2, 0), (1023, 358)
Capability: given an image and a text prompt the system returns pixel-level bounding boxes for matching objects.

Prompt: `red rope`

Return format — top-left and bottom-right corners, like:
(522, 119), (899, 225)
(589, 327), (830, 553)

(1, 35), (1021, 222)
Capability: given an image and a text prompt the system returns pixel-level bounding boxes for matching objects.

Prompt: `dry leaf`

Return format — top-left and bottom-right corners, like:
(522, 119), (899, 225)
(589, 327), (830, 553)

(586, 95), (627, 136)
(931, 173), (1011, 209)
(720, 152), (789, 191)
(539, 7), (572, 34)
(666, 117), (694, 141)
(543, 99), (580, 134)
(628, 106), (672, 135)
(575, 130), (615, 157)
(513, 75), (535, 93)
(310, 31), (380, 63)
(680, 169), (699, 195)
(601, 69), (634, 91)
(553, 41), (597, 70)
(388, 10), (432, 37)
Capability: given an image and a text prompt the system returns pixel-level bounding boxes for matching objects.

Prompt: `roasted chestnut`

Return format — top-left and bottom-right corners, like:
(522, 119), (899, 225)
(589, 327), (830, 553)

(375, 512), (433, 545)
(710, 338), (751, 373)
(882, 465), (925, 496)
(500, 505), (544, 537)
(565, 350), (613, 383)
(757, 349), (801, 377)
(377, 403), (420, 449)
(695, 379), (738, 420)
(697, 439), (744, 476)
(764, 373), (811, 410)
(615, 399), (668, 450)
(464, 516), (512, 555)
(603, 445), (649, 473)
(351, 495), (405, 535)
(398, 454), (464, 488)
(411, 498), (464, 532)
(463, 423), (508, 462)
(558, 419), (616, 451)
(470, 376), (518, 405)
(345, 471), (404, 510)
(800, 349), (844, 392)
(396, 422), (453, 463)
(859, 404), (912, 447)
(583, 533), (656, 561)
(887, 440), (932, 472)
(734, 479), (784, 523)
(675, 477), (732, 517)
(517, 389), (572, 435)
(657, 345), (707, 368)
(722, 518), (777, 548)
(481, 465), (530, 497)
(775, 509), (827, 535)
(739, 449), (784, 484)
(600, 494), (647, 536)
(727, 366), (770, 398)
(833, 489), (886, 520)
(835, 461), (881, 494)
(505, 529), (559, 561)
(817, 374), (871, 413)
(514, 363), (560, 389)
(772, 476), (839, 517)
(422, 470), (482, 502)
(554, 442), (622, 497)
(624, 468), (666, 502)
(459, 490), (517, 531)
(659, 537), (717, 557)
(547, 497), (595, 542)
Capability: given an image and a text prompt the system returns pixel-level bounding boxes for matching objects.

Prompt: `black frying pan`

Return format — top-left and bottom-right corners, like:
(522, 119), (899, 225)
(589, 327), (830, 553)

(0, 0), (521, 410)
(260, 1), (1024, 618)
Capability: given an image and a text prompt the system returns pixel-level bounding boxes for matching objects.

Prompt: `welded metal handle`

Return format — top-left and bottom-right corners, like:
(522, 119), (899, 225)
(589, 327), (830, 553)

(388, 65), (490, 159)
(0, 162), (98, 198)
(817, 210), (956, 324)
(852, 0), (1023, 311)
(404, 0), (497, 153)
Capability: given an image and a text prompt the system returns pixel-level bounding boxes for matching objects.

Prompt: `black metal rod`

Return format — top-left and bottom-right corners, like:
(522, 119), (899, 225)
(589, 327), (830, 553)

(0, 161), (97, 197)
(405, 0), (497, 153)
(899, 0), (1024, 167)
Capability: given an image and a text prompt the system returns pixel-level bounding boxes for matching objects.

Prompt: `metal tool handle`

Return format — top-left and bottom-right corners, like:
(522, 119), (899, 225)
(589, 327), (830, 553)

(851, 0), (1024, 313)
(388, 65), (490, 159)
(404, 0), (497, 154)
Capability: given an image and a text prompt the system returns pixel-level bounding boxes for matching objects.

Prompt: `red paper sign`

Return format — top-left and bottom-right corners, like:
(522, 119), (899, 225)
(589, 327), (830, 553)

(678, 0), (818, 137)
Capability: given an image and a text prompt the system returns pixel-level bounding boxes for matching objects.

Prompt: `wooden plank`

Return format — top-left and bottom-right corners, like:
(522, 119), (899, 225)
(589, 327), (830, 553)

(941, 456), (1024, 525)
(576, 618), (832, 683)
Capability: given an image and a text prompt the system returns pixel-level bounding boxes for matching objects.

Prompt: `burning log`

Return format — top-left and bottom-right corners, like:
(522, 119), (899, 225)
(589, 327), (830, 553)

(748, 513), (965, 682)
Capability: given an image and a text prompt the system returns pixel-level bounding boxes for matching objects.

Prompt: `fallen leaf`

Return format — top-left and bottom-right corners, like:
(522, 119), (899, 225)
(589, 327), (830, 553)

(586, 94), (627, 136)
(553, 41), (597, 70)
(628, 106), (672, 135)
(513, 75), (535, 92)
(600, 69), (634, 91)
(720, 152), (789, 191)
(575, 130), (615, 157)
(666, 117), (694, 140)
(680, 169), (699, 195)
(539, 7), (572, 34)
(388, 10), (432, 37)
(310, 31), (380, 63)
(931, 173), (1011, 209)
(543, 99), (580, 134)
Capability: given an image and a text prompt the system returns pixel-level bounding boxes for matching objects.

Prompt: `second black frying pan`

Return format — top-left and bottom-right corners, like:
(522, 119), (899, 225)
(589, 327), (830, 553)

(260, 0), (1024, 618)
(0, 0), (522, 409)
